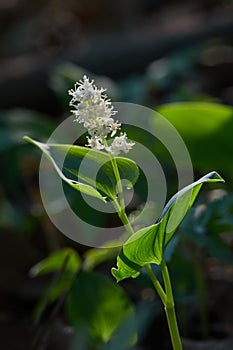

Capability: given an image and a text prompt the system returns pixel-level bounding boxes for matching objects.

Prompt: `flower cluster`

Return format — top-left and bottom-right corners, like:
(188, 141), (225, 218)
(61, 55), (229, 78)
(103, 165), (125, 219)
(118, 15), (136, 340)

(69, 76), (134, 155)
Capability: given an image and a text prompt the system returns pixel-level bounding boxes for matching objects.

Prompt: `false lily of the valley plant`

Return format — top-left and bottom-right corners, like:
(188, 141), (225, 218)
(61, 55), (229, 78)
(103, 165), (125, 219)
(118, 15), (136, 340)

(24, 76), (224, 350)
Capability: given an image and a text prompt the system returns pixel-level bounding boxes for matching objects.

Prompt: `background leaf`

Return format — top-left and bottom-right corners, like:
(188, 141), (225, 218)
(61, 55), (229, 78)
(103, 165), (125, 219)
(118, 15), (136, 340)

(30, 248), (81, 323)
(30, 247), (81, 277)
(156, 102), (233, 184)
(66, 271), (135, 344)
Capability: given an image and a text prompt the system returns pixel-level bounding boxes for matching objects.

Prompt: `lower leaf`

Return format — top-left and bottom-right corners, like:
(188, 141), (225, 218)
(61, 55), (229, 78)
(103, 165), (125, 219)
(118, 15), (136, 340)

(112, 172), (224, 282)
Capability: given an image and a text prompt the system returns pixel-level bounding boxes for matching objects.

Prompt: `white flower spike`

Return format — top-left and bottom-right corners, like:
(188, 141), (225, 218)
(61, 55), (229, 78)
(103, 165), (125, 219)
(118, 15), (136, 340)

(69, 75), (134, 155)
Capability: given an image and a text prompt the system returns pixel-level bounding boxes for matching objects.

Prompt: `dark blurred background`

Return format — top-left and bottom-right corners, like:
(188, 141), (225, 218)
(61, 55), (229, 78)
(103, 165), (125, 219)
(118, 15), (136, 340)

(0, 0), (233, 114)
(0, 1), (233, 349)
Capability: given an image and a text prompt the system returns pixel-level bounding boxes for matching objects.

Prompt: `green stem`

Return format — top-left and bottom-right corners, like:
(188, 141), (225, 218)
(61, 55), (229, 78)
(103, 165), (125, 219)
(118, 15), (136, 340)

(161, 259), (183, 350)
(145, 264), (167, 304)
(108, 149), (134, 237)
(113, 198), (134, 236)
(104, 141), (125, 210)
(112, 156), (125, 210)
(111, 154), (182, 350)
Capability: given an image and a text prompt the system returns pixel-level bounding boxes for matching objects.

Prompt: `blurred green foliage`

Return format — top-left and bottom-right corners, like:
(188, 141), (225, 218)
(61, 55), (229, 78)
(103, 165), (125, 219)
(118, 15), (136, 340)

(67, 271), (135, 346)
(157, 102), (233, 184)
(0, 44), (232, 348)
(0, 109), (56, 232)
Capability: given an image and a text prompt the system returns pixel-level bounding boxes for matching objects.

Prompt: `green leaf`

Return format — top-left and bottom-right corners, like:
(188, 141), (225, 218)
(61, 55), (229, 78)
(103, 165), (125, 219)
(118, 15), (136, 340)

(31, 248), (82, 323)
(112, 172), (224, 282)
(156, 102), (233, 182)
(157, 102), (232, 138)
(66, 271), (135, 344)
(23, 136), (139, 202)
(30, 247), (81, 276)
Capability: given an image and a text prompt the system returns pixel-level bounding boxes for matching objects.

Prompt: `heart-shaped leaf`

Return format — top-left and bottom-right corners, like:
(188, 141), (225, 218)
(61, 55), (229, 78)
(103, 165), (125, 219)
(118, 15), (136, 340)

(23, 136), (139, 202)
(112, 172), (224, 282)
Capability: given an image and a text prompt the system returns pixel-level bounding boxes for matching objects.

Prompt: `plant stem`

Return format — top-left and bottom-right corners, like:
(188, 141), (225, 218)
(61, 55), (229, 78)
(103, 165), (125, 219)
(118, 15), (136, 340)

(161, 259), (183, 350)
(111, 156), (182, 350)
(105, 143), (125, 210)
(113, 198), (135, 236)
(112, 157), (125, 210)
(109, 151), (135, 237)
(145, 264), (167, 304)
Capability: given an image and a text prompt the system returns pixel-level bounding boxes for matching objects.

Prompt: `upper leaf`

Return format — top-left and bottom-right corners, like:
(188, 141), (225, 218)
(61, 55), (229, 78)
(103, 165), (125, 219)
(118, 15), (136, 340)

(112, 172), (224, 282)
(23, 136), (139, 202)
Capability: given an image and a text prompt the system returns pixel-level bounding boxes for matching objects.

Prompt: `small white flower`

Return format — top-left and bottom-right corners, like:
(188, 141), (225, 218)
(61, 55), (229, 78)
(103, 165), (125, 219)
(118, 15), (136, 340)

(107, 133), (135, 156)
(110, 121), (121, 137)
(86, 136), (104, 150)
(69, 75), (134, 156)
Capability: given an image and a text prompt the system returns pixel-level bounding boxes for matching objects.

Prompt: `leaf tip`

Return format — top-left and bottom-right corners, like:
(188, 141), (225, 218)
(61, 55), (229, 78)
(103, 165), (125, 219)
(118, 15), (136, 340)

(29, 265), (39, 278)
(23, 135), (32, 143)
(208, 171), (225, 183)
